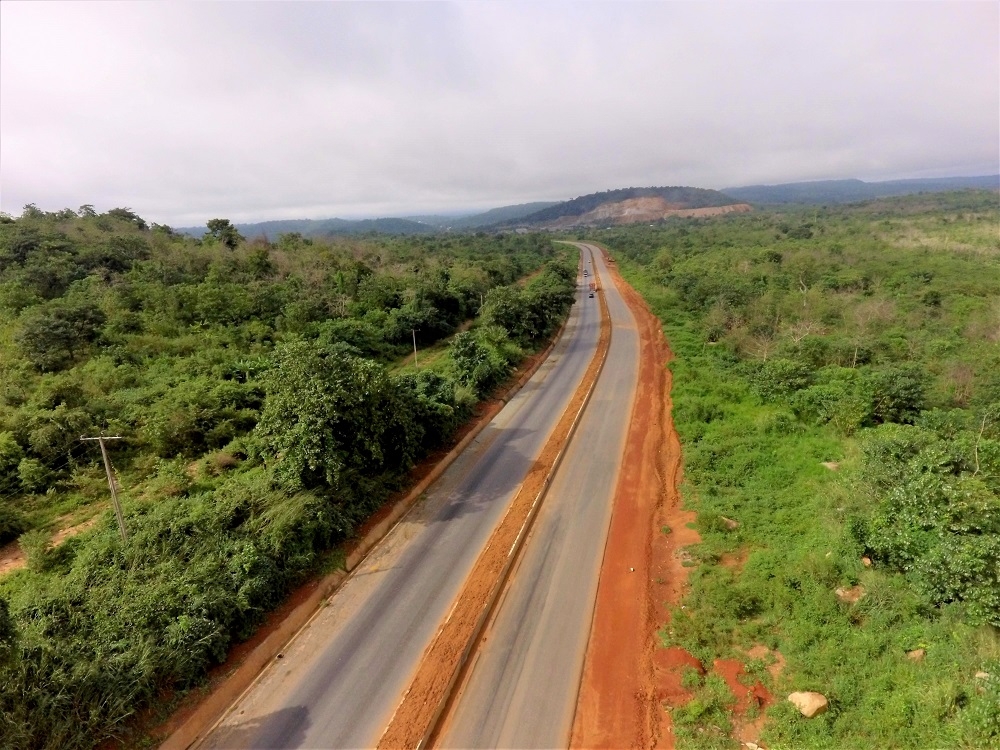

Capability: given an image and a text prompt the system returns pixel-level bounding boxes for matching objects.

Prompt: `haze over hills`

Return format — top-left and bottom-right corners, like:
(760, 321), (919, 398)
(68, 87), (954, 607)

(176, 176), (999, 238)
(722, 174), (999, 205)
(177, 201), (561, 239)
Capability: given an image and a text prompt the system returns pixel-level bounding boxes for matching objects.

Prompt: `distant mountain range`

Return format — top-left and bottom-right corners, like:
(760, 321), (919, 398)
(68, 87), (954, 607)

(721, 175), (999, 205)
(176, 175), (998, 238)
(176, 201), (560, 239)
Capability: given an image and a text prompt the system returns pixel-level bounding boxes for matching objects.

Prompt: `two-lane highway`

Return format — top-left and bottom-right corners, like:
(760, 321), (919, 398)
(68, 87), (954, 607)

(198, 247), (602, 749)
(437, 244), (640, 748)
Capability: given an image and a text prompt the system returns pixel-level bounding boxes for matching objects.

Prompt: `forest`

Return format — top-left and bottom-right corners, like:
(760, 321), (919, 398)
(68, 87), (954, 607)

(0, 205), (576, 749)
(590, 190), (1000, 748)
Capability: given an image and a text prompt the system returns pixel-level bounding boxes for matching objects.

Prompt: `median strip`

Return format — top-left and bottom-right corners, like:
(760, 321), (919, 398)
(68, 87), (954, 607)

(376, 254), (613, 749)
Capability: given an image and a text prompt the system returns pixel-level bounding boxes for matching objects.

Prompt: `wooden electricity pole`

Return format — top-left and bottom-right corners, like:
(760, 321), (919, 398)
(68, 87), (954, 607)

(80, 435), (128, 542)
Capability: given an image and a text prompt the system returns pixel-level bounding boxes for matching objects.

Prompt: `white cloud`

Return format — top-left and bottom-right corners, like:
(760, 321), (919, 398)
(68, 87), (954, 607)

(1, 1), (996, 225)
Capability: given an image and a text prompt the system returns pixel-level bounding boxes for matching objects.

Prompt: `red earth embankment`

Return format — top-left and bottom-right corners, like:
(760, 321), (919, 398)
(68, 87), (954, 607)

(571, 248), (700, 749)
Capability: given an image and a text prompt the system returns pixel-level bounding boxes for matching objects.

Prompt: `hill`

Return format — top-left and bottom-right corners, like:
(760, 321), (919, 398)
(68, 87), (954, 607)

(178, 216), (437, 239)
(506, 186), (749, 229)
(177, 202), (561, 239)
(722, 174), (1000, 204)
(444, 201), (561, 229)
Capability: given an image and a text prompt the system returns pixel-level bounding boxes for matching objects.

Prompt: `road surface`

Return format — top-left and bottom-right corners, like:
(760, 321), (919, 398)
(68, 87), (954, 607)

(198, 246), (601, 749)
(437, 244), (640, 748)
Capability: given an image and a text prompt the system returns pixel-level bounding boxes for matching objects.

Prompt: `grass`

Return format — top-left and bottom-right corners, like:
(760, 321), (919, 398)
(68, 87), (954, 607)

(611, 244), (1000, 749)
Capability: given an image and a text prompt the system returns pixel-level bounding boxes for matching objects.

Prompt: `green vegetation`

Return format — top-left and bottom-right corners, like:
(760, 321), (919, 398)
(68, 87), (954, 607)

(722, 175), (999, 206)
(589, 190), (1000, 749)
(0, 204), (576, 749)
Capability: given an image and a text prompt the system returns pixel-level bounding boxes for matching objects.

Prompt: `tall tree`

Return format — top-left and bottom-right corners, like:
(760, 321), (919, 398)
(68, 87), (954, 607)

(205, 219), (244, 250)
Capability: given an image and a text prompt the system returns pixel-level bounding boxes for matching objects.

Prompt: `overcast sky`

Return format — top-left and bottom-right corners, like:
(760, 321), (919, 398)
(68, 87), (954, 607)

(1, 1), (997, 226)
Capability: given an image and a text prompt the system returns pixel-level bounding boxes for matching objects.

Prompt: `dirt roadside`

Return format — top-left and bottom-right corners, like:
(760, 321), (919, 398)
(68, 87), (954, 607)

(377, 266), (612, 750)
(570, 248), (699, 750)
(0, 514), (103, 577)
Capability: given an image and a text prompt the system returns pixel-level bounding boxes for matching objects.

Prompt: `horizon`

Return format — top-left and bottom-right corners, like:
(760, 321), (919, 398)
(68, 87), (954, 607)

(2, 2), (996, 227)
(22, 172), (997, 230)
(7, 171), (998, 229)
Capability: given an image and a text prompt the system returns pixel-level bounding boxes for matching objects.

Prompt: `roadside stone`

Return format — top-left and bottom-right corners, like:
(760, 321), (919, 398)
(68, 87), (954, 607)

(835, 585), (865, 604)
(974, 671), (991, 694)
(788, 691), (828, 718)
(906, 648), (926, 662)
(720, 516), (740, 530)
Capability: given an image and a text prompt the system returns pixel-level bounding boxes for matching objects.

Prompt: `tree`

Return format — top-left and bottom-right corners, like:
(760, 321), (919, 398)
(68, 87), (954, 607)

(480, 286), (529, 339)
(16, 301), (106, 371)
(105, 207), (148, 230)
(205, 219), (244, 250)
(865, 365), (927, 424)
(250, 340), (406, 489)
(0, 432), (25, 478)
(450, 329), (511, 395)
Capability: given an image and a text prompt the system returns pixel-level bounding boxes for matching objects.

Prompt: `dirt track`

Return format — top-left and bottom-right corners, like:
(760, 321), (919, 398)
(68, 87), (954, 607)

(571, 250), (698, 750)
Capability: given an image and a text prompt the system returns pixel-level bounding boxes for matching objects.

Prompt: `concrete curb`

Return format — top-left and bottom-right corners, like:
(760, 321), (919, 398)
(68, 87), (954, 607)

(160, 283), (575, 750)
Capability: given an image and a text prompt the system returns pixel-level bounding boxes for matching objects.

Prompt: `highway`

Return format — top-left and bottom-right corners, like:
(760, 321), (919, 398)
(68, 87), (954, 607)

(437, 244), (640, 748)
(198, 246), (602, 749)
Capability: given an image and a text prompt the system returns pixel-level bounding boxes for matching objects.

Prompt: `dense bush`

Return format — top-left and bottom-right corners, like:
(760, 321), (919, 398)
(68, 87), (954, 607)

(0, 468), (348, 749)
(594, 191), (1000, 748)
(853, 418), (1000, 626)
(251, 340), (416, 490)
(0, 205), (578, 748)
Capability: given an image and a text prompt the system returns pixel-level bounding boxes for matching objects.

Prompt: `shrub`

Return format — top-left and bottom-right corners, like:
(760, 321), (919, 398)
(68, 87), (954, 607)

(18, 529), (52, 573)
(16, 458), (49, 493)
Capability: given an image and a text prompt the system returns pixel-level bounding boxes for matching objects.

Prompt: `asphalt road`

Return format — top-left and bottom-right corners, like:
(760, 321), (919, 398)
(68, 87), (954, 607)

(438, 244), (640, 749)
(198, 247), (601, 750)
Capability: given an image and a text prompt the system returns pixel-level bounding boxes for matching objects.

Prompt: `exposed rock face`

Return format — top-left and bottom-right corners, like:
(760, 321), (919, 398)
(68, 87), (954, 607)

(720, 516), (740, 530)
(906, 648), (926, 662)
(788, 691), (829, 718)
(861, 556), (872, 567)
(543, 197), (752, 228)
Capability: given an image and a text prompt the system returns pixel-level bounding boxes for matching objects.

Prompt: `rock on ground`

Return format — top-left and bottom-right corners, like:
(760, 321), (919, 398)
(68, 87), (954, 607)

(788, 691), (829, 718)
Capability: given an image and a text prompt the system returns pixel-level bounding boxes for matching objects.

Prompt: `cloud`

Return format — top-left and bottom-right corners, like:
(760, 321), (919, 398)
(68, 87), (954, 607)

(1, 1), (997, 225)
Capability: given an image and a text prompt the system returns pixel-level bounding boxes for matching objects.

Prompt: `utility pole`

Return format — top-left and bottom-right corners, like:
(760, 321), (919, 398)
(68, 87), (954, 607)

(412, 328), (419, 367)
(80, 435), (127, 542)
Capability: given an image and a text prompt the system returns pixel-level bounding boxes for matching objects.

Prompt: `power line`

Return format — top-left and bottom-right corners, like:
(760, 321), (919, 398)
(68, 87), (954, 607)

(0, 450), (85, 502)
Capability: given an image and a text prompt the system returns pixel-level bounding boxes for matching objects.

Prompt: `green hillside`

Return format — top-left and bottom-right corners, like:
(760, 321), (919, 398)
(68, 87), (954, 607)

(722, 175), (1000, 205)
